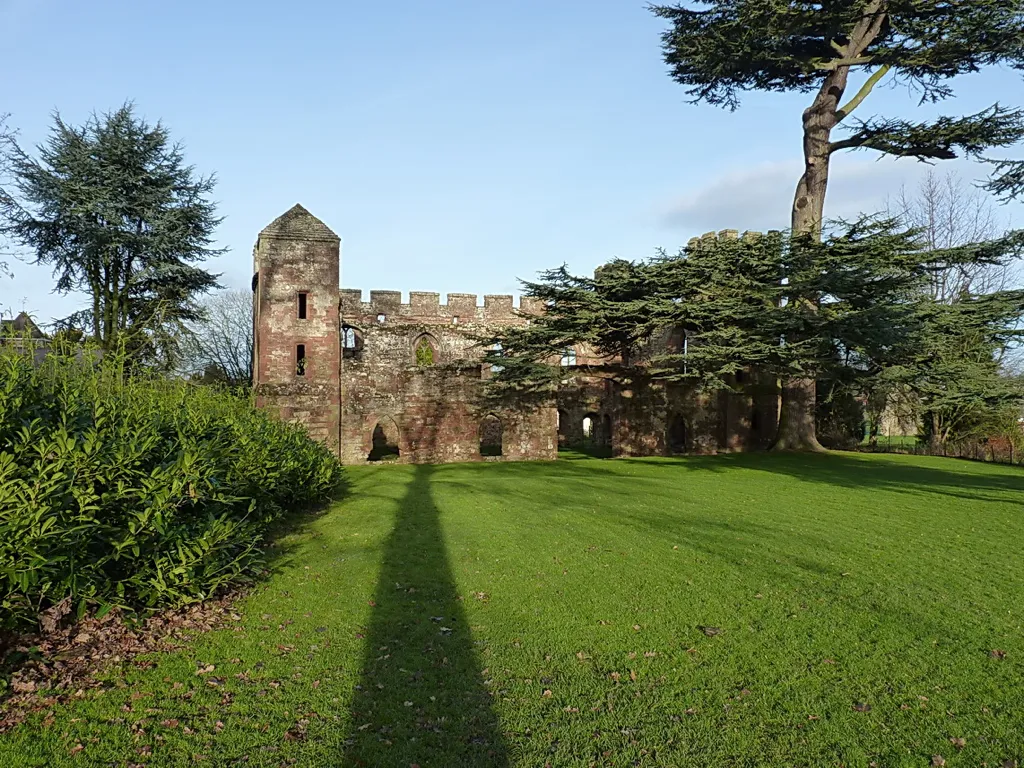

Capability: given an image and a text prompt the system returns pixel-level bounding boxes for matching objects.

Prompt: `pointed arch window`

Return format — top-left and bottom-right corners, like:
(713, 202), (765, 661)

(342, 325), (363, 360)
(414, 334), (438, 367)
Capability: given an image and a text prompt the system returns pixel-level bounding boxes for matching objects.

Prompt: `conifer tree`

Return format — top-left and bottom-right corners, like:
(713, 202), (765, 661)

(487, 223), (1024, 452)
(0, 104), (222, 364)
(651, 0), (1024, 449)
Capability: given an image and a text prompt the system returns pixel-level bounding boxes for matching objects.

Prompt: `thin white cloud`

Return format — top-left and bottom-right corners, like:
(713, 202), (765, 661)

(658, 155), (1004, 236)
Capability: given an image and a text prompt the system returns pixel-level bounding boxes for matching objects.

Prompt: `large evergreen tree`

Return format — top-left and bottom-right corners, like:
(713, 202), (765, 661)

(487, 223), (1024, 452)
(878, 262), (1024, 447)
(651, 0), (1024, 449)
(0, 104), (222, 362)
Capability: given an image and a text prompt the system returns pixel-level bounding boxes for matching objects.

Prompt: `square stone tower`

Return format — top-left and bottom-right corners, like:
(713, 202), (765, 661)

(252, 204), (341, 450)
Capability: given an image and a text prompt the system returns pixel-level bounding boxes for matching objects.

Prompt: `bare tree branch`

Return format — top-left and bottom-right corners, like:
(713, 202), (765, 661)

(886, 169), (1019, 303)
(179, 288), (254, 386)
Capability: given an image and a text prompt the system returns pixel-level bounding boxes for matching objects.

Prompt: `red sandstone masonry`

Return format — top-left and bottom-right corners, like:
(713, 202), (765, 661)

(253, 205), (778, 464)
(254, 205), (555, 465)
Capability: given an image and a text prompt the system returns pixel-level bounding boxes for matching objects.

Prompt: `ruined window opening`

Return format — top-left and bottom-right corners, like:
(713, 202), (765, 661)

(368, 419), (400, 462)
(297, 292), (308, 319)
(488, 343), (503, 374)
(582, 411), (604, 446)
(414, 335), (437, 367)
(560, 347), (577, 367)
(452, 316), (459, 325)
(377, 313), (386, 324)
(296, 344), (306, 376)
(557, 409), (569, 446)
(668, 413), (688, 454)
(479, 414), (503, 457)
(341, 325), (363, 361)
(251, 272), (259, 292)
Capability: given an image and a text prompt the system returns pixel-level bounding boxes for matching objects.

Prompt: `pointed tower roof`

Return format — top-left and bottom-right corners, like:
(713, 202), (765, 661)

(260, 204), (339, 242)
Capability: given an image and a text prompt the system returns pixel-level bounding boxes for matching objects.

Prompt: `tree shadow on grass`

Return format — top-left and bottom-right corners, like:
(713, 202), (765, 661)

(626, 451), (1024, 504)
(341, 464), (509, 767)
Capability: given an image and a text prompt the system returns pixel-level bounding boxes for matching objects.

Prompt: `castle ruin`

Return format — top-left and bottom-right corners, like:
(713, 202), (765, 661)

(252, 205), (780, 464)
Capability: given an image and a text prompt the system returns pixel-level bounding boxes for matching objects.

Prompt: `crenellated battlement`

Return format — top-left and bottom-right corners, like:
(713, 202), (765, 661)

(339, 288), (544, 323)
(686, 229), (783, 249)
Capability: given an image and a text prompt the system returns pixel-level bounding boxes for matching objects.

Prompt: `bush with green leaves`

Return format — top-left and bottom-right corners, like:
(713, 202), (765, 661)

(0, 343), (343, 634)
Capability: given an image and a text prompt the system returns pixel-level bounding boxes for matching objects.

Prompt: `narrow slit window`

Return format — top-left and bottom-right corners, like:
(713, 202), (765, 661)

(297, 292), (308, 319)
(377, 313), (386, 324)
(488, 342), (504, 374)
(296, 344), (306, 376)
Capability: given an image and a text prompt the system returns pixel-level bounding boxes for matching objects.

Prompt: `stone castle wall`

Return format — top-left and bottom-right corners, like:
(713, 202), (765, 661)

(253, 206), (779, 465)
(337, 291), (556, 464)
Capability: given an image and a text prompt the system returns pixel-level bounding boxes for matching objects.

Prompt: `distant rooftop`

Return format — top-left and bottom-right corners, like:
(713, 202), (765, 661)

(0, 312), (45, 339)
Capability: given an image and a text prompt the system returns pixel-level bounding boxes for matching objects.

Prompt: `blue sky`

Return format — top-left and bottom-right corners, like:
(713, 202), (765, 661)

(2, 0), (1022, 323)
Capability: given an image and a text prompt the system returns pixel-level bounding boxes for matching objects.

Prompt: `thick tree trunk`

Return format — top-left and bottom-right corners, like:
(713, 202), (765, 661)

(929, 411), (943, 452)
(771, 2), (889, 453)
(773, 378), (823, 451)
(771, 68), (850, 453)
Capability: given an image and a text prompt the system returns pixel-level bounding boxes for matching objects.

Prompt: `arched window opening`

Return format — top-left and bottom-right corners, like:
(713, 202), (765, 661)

(560, 347), (577, 367)
(582, 411), (602, 445)
(479, 414), (503, 457)
(368, 418), (400, 462)
(414, 334), (437, 367)
(582, 414), (595, 440)
(341, 325), (363, 360)
(668, 413), (688, 454)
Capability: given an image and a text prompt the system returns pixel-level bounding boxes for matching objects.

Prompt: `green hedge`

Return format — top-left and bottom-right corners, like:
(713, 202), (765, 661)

(0, 344), (344, 634)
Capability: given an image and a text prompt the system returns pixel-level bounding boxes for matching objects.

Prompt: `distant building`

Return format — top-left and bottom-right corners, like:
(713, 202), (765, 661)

(0, 312), (49, 364)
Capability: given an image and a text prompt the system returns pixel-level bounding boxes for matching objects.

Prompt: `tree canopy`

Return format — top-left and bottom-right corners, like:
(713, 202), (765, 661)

(0, 104), (222, 363)
(650, 0), (1024, 448)
(487, 221), (1024, 449)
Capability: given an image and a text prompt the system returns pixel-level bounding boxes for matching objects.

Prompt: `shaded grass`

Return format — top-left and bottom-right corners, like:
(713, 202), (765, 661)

(2, 452), (1024, 767)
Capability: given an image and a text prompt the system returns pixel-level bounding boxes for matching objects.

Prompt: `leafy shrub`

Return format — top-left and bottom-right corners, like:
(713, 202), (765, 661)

(0, 343), (343, 634)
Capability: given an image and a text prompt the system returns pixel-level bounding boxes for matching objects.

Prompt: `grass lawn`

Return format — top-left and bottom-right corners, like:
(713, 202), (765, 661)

(3, 452), (1024, 767)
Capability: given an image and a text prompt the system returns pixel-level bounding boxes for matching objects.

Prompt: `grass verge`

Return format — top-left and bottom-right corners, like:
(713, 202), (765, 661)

(2, 451), (1022, 767)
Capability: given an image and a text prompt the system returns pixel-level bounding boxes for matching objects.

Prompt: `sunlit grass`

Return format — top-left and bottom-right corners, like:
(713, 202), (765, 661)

(3, 451), (1023, 767)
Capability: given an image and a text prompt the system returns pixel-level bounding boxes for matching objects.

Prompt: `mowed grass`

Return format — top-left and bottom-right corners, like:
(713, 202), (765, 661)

(3, 452), (1024, 767)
